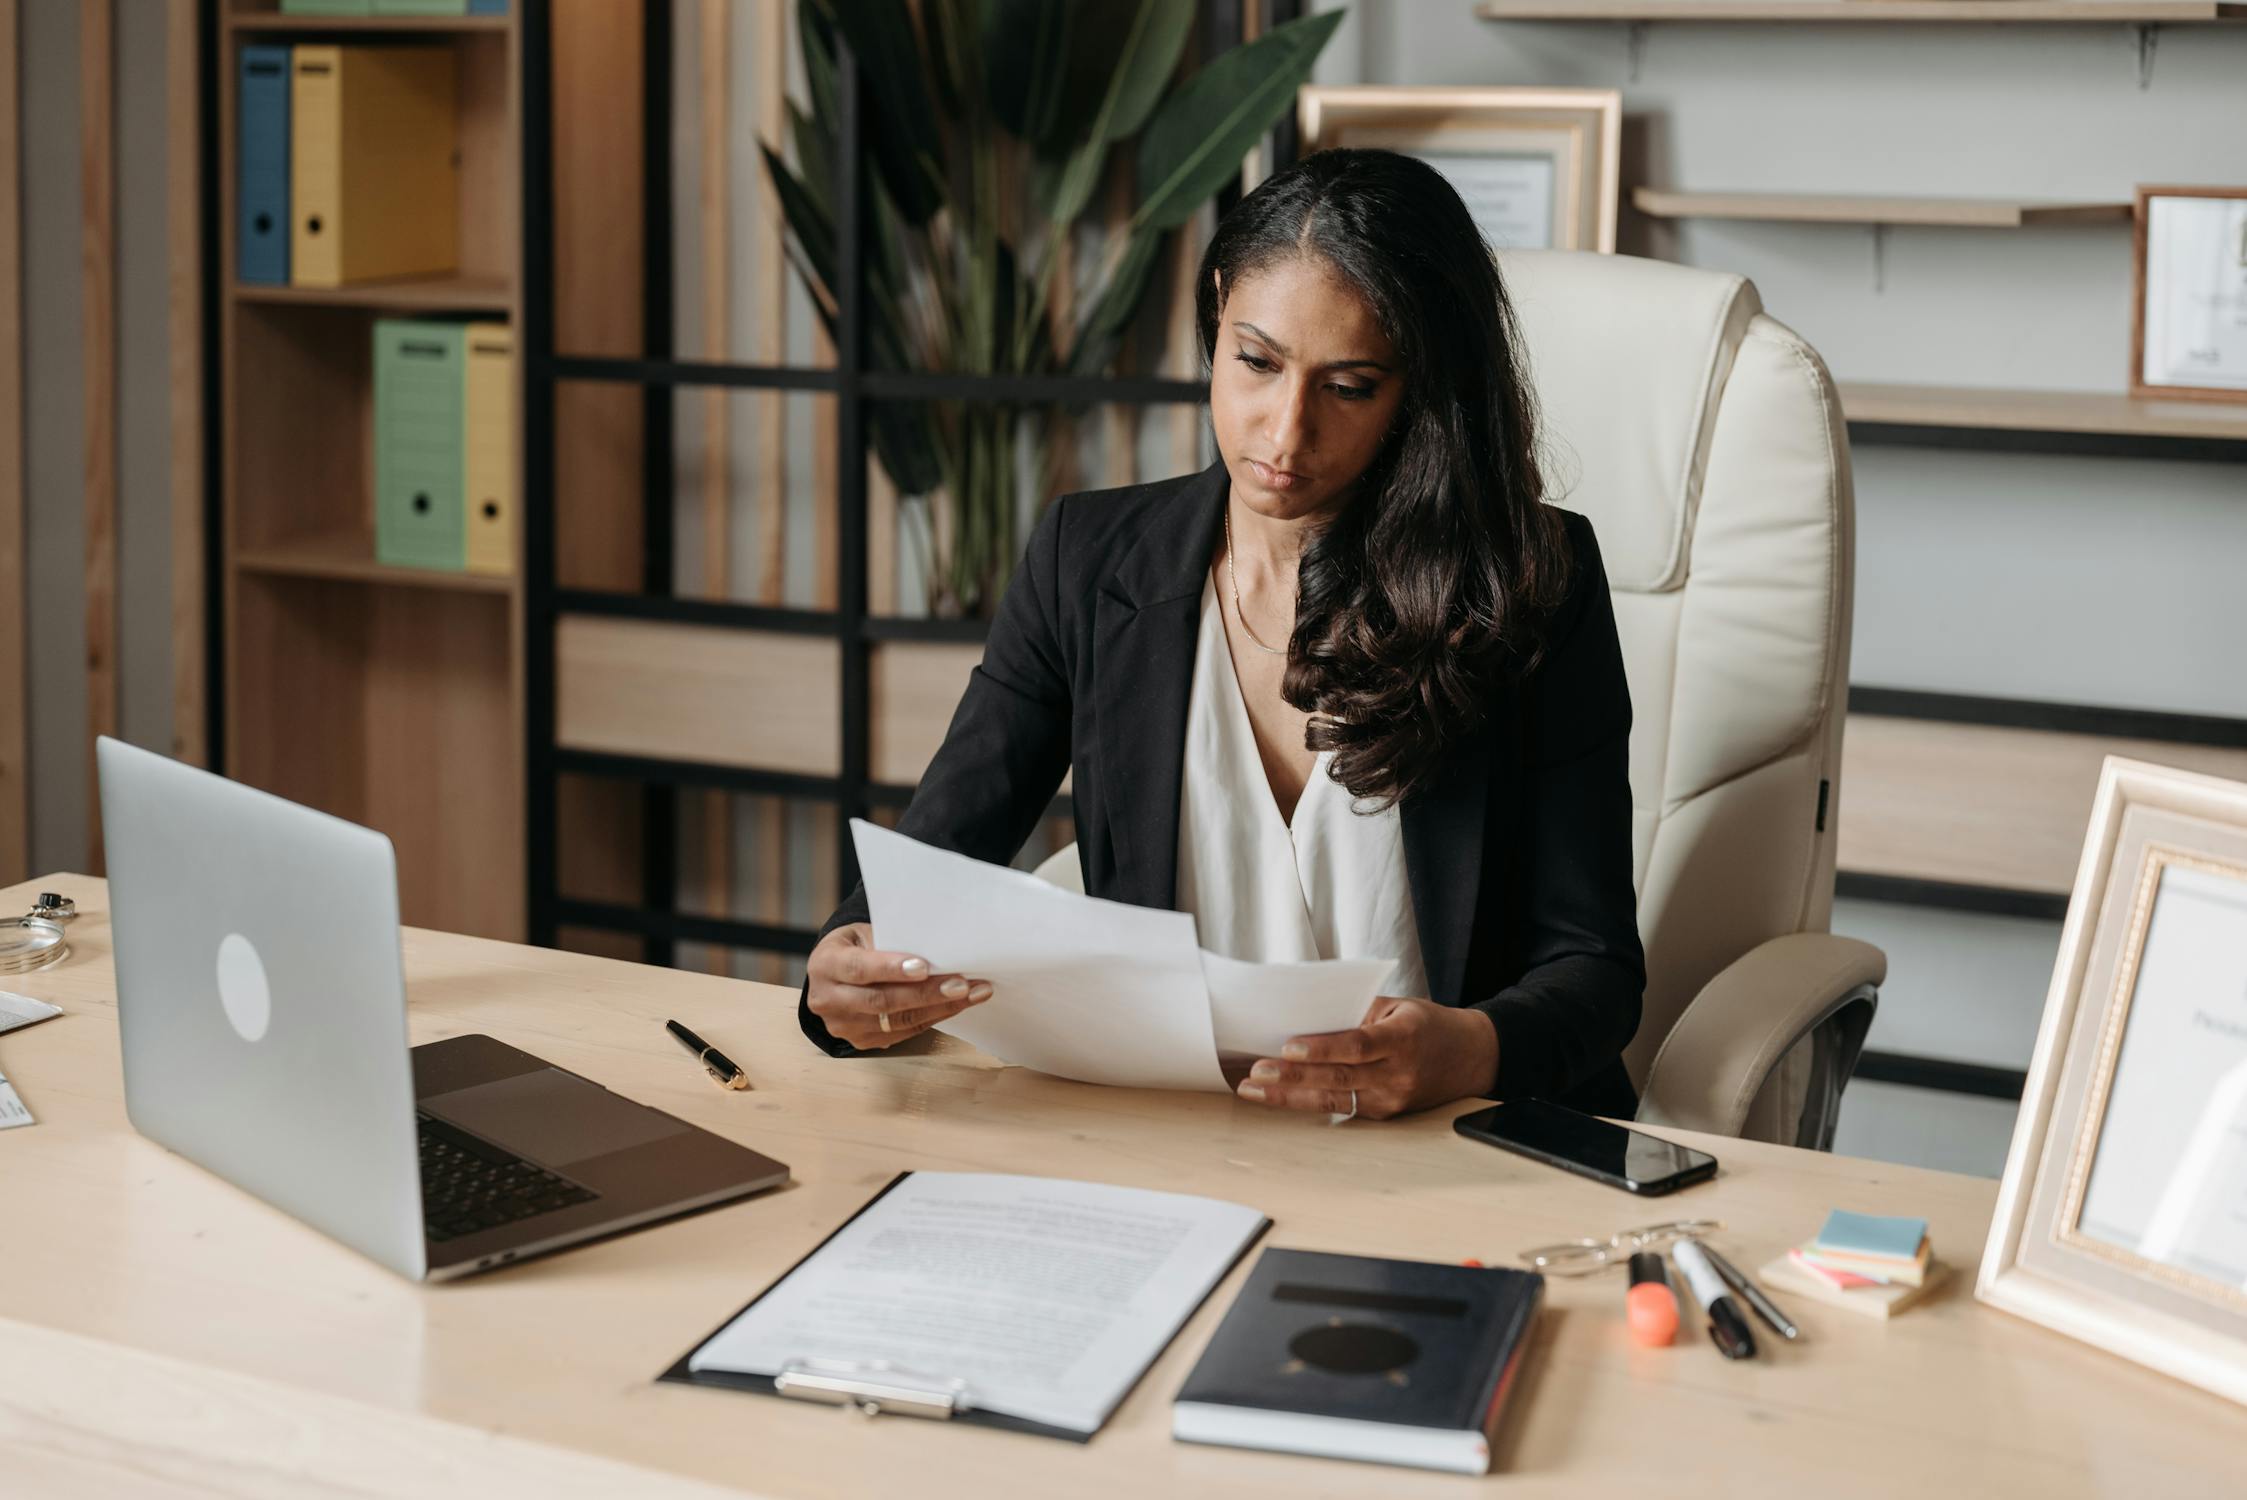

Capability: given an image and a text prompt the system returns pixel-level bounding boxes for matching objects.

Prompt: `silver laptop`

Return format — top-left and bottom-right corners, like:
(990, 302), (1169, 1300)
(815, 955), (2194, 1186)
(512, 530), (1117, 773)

(97, 737), (789, 1281)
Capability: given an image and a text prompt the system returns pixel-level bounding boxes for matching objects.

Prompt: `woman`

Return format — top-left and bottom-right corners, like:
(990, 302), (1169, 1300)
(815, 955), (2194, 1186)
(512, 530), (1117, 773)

(800, 148), (1644, 1120)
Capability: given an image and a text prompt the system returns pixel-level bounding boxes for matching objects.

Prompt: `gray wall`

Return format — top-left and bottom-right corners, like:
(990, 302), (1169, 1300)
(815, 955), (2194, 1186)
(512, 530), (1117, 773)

(1313, 3), (2247, 1174)
(16, 3), (181, 879)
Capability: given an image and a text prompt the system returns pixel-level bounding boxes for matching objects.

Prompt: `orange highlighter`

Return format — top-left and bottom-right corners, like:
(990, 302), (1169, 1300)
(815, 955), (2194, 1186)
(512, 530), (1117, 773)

(1627, 1251), (1679, 1346)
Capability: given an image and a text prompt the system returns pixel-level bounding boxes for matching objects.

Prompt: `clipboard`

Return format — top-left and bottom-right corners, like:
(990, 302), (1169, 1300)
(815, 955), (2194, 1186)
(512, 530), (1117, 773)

(657, 1171), (1270, 1442)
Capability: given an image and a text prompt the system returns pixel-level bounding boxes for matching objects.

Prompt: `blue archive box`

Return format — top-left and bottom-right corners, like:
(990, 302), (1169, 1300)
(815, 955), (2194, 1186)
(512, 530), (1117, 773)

(237, 45), (291, 285)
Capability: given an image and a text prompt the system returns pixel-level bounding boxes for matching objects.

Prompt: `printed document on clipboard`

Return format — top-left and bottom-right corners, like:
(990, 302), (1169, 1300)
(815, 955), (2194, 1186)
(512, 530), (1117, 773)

(661, 1171), (1269, 1440)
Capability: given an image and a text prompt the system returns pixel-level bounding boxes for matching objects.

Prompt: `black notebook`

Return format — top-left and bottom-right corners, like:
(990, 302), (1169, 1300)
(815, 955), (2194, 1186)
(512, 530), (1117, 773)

(1171, 1247), (1543, 1474)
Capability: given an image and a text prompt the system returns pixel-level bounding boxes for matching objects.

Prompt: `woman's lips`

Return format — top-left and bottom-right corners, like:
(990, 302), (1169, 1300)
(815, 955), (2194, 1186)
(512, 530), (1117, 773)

(1248, 458), (1308, 490)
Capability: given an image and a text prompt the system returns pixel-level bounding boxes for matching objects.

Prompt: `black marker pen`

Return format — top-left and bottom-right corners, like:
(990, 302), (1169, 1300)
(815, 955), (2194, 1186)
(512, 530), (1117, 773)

(1673, 1240), (1757, 1360)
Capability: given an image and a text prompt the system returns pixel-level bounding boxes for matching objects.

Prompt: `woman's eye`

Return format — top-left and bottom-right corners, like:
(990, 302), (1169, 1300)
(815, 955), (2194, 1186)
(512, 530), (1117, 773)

(1233, 351), (1275, 373)
(1331, 384), (1374, 402)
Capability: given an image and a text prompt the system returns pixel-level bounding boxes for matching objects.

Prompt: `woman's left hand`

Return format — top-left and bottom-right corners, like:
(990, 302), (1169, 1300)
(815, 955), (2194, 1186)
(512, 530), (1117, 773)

(1236, 997), (1499, 1120)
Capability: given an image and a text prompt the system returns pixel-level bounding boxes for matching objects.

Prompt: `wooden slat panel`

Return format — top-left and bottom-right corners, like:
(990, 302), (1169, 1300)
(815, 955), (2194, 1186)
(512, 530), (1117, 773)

(1838, 716), (2247, 895)
(81, 0), (116, 873)
(0, 0), (25, 881)
(868, 641), (980, 787)
(867, 641), (1076, 796)
(557, 617), (841, 775)
(166, 0), (203, 768)
(549, 1), (649, 937)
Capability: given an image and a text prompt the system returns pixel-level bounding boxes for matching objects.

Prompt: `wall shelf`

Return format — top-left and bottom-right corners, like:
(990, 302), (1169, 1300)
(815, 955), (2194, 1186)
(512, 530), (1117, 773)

(1633, 189), (2131, 227)
(1841, 382), (2247, 441)
(1840, 382), (2247, 461)
(1478, 1), (2247, 23)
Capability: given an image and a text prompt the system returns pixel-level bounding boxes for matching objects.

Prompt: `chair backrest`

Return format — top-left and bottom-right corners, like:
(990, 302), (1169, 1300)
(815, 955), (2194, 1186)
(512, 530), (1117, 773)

(1495, 249), (1856, 1092)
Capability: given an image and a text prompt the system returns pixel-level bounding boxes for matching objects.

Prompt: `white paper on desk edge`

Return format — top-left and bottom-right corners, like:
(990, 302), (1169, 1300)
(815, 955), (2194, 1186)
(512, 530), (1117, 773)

(0, 1070), (32, 1128)
(0, 990), (62, 1034)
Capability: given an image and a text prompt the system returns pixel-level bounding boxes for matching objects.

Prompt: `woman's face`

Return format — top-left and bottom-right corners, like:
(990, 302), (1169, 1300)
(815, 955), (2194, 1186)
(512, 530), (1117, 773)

(1208, 255), (1405, 527)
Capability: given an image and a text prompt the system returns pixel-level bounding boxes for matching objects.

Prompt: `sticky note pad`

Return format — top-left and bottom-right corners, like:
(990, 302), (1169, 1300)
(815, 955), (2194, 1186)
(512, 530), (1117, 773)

(1815, 1209), (1929, 1261)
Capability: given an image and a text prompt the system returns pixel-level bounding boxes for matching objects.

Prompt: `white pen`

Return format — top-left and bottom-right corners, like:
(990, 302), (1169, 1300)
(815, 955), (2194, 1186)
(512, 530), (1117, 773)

(1672, 1239), (1756, 1360)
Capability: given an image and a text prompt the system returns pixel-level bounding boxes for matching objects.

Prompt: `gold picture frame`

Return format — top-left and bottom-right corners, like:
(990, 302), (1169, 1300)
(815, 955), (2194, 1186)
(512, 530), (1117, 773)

(1979, 756), (2247, 1406)
(1296, 86), (1621, 255)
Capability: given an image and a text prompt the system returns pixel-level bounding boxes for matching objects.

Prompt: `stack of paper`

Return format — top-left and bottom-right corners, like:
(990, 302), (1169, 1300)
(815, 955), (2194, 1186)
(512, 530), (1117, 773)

(1758, 1209), (1945, 1318)
(849, 821), (1392, 1093)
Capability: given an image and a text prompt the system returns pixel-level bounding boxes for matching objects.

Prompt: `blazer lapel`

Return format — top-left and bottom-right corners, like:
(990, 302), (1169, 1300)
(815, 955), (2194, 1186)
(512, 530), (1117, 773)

(1091, 460), (1228, 912)
(1400, 720), (1491, 1007)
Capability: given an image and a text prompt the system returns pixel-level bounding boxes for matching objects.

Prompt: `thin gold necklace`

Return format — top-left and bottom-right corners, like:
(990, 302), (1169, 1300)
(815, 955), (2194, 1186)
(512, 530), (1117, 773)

(1224, 503), (1290, 657)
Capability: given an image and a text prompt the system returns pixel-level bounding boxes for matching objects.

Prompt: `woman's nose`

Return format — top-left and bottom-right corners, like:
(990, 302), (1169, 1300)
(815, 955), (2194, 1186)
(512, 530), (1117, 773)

(1264, 381), (1314, 456)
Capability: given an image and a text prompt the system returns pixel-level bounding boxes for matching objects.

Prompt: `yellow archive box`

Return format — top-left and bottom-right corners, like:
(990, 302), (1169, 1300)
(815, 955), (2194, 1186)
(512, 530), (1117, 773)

(291, 45), (459, 287)
(463, 323), (515, 576)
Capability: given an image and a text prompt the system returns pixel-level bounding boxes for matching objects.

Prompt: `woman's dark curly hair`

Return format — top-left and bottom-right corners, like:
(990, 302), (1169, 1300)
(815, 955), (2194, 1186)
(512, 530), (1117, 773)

(1195, 147), (1574, 809)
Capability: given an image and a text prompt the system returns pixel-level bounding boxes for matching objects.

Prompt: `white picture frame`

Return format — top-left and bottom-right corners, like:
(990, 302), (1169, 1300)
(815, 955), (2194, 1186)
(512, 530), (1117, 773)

(1978, 756), (2247, 1407)
(1296, 86), (1621, 255)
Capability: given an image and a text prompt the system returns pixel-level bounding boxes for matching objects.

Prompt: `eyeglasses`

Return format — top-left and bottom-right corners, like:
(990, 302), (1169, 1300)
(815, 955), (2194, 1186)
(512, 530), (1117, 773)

(1518, 1220), (1723, 1277)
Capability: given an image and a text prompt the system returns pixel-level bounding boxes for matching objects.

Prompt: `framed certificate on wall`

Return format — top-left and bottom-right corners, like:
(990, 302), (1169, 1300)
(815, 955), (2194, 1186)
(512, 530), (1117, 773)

(1296, 86), (1621, 255)
(2131, 185), (2247, 405)
(1980, 757), (2247, 1407)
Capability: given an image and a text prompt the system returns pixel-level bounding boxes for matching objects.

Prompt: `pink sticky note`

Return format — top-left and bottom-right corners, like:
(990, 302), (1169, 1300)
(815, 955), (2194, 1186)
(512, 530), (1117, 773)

(1791, 1249), (1879, 1289)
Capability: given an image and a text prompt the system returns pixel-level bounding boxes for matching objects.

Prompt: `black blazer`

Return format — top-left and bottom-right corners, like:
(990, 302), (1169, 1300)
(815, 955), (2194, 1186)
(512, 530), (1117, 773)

(800, 459), (1646, 1116)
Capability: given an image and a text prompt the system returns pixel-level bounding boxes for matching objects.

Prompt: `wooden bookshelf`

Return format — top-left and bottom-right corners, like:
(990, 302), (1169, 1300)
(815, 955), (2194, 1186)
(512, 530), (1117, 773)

(1633, 189), (2132, 228)
(215, 5), (535, 941)
(1478, 0), (2247, 22)
(1840, 382), (2247, 443)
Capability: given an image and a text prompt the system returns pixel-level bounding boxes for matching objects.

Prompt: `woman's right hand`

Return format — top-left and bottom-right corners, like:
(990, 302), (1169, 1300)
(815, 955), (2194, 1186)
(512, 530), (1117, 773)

(805, 923), (992, 1049)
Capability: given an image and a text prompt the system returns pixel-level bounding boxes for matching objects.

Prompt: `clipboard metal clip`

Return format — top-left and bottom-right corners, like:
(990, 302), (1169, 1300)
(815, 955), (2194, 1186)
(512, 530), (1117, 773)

(773, 1358), (971, 1421)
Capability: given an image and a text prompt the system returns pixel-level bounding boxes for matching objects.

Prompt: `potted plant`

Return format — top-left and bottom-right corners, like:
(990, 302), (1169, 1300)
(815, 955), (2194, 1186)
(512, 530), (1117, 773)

(765, 0), (1343, 617)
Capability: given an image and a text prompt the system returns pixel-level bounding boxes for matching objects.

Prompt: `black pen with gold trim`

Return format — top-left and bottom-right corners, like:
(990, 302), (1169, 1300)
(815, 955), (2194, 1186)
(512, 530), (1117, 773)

(666, 1019), (750, 1090)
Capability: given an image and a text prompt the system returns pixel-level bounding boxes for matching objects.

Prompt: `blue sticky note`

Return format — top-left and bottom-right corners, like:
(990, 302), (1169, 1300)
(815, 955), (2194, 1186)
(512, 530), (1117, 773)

(1815, 1209), (1928, 1260)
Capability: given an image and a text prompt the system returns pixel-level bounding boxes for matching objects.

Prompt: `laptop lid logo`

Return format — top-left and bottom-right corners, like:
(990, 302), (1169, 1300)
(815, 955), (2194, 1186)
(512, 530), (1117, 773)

(216, 933), (272, 1043)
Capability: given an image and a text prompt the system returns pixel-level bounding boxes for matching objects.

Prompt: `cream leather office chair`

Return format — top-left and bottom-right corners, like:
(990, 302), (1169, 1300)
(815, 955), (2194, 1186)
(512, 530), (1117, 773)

(1035, 250), (1883, 1149)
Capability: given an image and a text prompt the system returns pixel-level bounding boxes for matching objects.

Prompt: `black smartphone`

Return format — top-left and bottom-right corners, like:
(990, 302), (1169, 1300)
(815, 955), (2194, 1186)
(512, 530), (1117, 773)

(1453, 1100), (1718, 1195)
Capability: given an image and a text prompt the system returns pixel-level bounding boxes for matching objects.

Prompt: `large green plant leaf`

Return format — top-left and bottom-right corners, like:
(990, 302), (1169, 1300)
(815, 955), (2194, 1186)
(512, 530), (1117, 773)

(981, 0), (1070, 144)
(1066, 227), (1165, 378)
(1033, 0), (1195, 228)
(816, 0), (947, 226)
(798, 2), (841, 139)
(922, 0), (986, 118)
(1132, 8), (1342, 233)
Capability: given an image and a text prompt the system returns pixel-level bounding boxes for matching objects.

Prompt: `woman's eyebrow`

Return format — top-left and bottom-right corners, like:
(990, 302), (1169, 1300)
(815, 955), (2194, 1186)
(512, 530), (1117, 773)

(1232, 321), (1391, 374)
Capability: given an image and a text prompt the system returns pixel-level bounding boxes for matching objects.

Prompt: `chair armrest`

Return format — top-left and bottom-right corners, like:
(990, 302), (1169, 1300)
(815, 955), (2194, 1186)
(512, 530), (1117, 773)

(1637, 933), (1885, 1144)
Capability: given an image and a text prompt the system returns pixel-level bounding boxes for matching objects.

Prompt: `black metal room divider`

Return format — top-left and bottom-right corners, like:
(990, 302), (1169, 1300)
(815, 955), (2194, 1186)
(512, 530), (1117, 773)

(520, 2), (1291, 968)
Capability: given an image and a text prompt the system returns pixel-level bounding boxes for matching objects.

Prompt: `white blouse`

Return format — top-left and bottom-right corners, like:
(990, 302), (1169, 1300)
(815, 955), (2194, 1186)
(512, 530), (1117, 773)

(1174, 573), (1431, 1001)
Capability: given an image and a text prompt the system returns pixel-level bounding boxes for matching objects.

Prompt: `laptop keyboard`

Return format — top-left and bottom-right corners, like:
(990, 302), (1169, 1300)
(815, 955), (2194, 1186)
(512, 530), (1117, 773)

(417, 1112), (600, 1244)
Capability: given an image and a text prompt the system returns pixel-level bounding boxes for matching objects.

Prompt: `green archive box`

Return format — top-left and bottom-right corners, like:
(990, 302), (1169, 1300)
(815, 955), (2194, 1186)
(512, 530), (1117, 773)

(374, 319), (467, 571)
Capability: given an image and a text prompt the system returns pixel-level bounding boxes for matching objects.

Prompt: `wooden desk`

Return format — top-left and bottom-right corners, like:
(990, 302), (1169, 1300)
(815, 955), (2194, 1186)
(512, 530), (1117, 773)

(3, 873), (2241, 1498)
